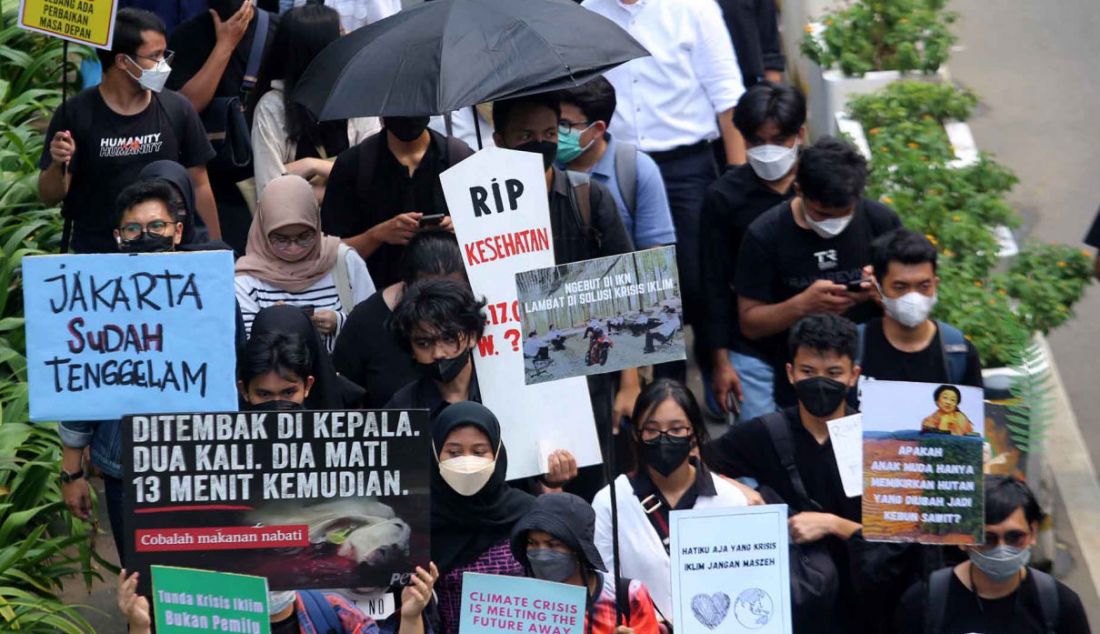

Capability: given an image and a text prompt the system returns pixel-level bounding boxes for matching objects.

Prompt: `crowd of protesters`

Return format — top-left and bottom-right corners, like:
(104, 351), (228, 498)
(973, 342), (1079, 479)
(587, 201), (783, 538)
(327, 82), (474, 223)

(39, 1), (1092, 632)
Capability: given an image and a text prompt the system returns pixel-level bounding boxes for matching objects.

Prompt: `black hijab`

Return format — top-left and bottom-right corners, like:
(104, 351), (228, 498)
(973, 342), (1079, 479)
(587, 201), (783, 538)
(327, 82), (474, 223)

(139, 160), (197, 245)
(248, 305), (362, 410)
(430, 401), (534, 575)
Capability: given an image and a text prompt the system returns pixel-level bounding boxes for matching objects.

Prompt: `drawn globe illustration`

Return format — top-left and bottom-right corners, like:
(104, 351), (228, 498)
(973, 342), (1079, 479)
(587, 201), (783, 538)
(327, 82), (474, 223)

(733, 588), (772, 629)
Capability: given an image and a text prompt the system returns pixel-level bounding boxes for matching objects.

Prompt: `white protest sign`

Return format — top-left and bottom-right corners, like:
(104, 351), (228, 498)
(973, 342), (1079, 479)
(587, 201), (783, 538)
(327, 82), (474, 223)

(669, 505), (792, 634)
(827, 414), (862, 497)
(440, 147), (599, 480)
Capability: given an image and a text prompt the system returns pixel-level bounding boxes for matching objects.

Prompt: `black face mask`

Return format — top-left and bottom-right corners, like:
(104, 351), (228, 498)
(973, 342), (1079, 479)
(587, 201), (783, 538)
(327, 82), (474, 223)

(640, 434), (693, 477)
(248, 400), (304, 412)
(793, 376), (849, 417)
(417, 350), (470, 383)
(119, 233), (175, 253)
(514, 139), (557, 171)
(385, 116), (430, 143)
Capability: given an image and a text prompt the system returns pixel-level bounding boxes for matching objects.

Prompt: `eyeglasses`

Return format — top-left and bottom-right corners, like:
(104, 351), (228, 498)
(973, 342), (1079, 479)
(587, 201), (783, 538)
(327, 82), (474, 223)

(132, 50), (175, 66)
(638, 426), (693, 442)
(558, 119), (593, 133)
(980, 529), (1030, 549)
(119, 220), (174, 240)
(411, 333), (463, 355)
(269, 230), (316, 250)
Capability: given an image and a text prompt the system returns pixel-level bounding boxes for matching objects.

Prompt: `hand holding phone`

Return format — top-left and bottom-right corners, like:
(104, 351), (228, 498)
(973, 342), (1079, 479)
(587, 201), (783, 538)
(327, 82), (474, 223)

(419, 213), (445, 228)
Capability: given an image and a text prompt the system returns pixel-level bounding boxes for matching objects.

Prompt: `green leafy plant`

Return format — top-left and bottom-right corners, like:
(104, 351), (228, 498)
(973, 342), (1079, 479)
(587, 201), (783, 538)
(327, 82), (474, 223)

(801, 0), (958, 77)
(1003, 342), (1054, 454)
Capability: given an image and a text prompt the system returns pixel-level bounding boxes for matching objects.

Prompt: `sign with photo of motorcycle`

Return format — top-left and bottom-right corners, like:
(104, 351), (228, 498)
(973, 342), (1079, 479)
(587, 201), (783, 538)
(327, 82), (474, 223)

(121, 409), (430, 594)
(515, 246), (685, 384)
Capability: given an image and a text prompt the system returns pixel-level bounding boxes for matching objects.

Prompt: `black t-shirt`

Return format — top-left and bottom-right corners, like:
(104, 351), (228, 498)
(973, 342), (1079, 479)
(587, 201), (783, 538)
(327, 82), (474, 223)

(717, 0), (785, 87)
(39, 88), (214, 253)
(271, 610), (300, 634)
(700, 163), (793, 355)
(1085, 206), (1100, 248)
(859, 318), (984, 388)
(735, 198), (901, 404)
(166, 11), (277, 99)
(547, 166), (635, 265)
(894, 568), (1091, 634)
(332, 291), (417, 408)
(320, 130), (473, 287)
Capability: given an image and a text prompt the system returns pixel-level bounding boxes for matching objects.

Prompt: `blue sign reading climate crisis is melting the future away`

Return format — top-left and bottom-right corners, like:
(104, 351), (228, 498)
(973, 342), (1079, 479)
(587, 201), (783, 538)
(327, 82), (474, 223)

(21, 251), (238, 421)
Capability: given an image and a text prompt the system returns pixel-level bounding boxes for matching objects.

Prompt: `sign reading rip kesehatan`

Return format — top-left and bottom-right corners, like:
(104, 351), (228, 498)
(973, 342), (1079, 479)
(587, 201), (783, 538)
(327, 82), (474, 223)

(21, 251), (238, 421)
(441, 148), (599, 481)
(121, 409), (431, 594)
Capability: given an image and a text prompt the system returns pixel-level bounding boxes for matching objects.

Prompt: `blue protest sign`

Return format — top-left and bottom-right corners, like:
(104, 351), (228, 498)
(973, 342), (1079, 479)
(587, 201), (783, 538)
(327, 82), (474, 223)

(21, 251), (238, 421)
(459, 572), (587, 634)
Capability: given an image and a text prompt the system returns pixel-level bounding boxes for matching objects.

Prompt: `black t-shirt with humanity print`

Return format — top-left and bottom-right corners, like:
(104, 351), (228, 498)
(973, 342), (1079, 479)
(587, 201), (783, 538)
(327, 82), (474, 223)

(38, 87), (214, 254)
(735, 197), (901, 403)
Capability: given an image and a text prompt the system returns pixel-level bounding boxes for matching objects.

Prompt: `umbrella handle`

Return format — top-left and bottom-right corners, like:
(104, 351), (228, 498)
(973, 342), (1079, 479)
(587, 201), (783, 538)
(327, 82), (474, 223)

(471, 105), (484, 150)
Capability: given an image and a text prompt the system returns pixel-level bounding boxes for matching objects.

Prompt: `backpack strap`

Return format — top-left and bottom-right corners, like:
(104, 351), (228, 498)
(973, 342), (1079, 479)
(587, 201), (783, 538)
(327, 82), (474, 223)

(613, 141), (638, 218)
(299, 590), (342, 634)
(761, 412), (821, 512)
(855, 322), (866, 368)
(924, 568), (953, 634)
(331, 244), (354, 314)
(935, 321), (969, 385)
(242, 9), (270, 92)
(615, 576), (634, 625)
(1029, 568), (1060, 633)
(566, 170), (602, 252)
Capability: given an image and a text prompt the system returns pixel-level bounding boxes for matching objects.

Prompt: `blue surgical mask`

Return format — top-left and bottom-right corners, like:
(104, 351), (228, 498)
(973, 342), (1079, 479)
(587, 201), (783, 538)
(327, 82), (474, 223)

(555, 124), (595, 164)
(527, 548), (577, 583)
(968, 545), (1030, 581)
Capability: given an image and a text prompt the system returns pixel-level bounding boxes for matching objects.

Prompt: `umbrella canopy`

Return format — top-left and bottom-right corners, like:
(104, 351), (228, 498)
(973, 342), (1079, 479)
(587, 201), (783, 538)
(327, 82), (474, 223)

(294, 0), (649, 120)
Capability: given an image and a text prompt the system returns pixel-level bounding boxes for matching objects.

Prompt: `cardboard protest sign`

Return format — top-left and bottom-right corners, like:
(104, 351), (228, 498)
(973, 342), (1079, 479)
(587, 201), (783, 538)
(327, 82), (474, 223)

(122, 409), (430, 593)
(152, 566), (270, 634)
(669, 505), (792, 634)
(861, 381), (984, 544)
(515, 246), (685, 384)
(827, 414), (862, 497)
(459, 572), (587, 634)
(21, 251), (237, 421)
(440, 147), (599, 480)
(18, 0), (118, 48)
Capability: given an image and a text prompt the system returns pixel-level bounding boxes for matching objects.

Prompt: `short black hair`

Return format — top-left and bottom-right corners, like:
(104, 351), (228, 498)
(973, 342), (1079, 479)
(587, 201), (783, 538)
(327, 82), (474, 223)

(933, 384), (961, 404)
(96, 8), (166, 68)
(399, 230), (465, 286)
(733, 81), (807, 144)
(391, 279), (487, 352)
(985, 475), (1044, 526)
(557, 77), (616, 126)
(631, 378), (711, 454)
(238, 332), (312, 387)
(871, 229), (938, 283)
(492, 93), (562, 135)
(796, 137), (868, 208)
(114, 180), (177, 227)
(788, 313), (858, 363)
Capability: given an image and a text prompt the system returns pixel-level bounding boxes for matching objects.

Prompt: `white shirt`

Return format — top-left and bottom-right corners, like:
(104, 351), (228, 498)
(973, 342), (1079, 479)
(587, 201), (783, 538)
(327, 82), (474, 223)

(293, 0), (400, 33)
(581, 0), (744, 153)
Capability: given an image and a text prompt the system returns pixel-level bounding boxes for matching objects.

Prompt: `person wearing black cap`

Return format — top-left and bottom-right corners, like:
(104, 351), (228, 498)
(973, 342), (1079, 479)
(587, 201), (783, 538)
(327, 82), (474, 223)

(510, 493), (661, 634)
(430, 401), (536, 634)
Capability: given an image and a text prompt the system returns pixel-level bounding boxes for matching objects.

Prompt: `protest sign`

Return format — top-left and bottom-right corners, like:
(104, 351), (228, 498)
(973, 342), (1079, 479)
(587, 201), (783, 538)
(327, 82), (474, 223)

(21, 251), (237, 421)
(515, 246), (685, 384)
(669, 505), (792, 634)
(122, 409), (431, 593)
(861, 381), (984, 544)
(18, 0), (118, 48)
(827, 414), (862, 497)
(152, 566), (270, 634)
(458, 572), (587, 634)
(441, 147), (599, 480)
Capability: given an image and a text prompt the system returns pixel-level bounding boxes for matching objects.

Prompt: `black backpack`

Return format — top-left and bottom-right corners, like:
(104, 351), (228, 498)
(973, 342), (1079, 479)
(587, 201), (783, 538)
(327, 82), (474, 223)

(924, 567), (1060, 634)
(761, 412), (841, 630)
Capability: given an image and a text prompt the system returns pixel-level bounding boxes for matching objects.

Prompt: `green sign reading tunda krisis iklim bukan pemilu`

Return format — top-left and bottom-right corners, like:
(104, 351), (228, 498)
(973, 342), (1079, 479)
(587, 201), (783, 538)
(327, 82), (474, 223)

(152, 565), (271, 634)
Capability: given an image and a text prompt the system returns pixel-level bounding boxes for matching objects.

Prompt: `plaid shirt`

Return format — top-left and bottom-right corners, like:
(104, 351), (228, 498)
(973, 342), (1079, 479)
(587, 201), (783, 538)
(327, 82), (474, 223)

(586, 572), (661, 634)
(436, 541), (524, 634)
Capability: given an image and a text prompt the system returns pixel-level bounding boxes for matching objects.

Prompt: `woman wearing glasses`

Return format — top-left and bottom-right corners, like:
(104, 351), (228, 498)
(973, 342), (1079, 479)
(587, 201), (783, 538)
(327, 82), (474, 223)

(235, 174), (375, 350)
(591, 379), (749, 627)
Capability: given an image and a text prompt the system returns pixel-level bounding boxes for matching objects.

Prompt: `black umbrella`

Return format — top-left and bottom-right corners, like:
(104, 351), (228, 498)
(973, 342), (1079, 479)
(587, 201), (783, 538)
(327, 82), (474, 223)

(293, 0), (649, 121)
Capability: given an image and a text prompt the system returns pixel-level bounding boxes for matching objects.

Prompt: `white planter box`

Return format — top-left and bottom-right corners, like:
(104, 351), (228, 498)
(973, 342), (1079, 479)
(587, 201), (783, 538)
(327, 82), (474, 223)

(836, 111), (1019, 258)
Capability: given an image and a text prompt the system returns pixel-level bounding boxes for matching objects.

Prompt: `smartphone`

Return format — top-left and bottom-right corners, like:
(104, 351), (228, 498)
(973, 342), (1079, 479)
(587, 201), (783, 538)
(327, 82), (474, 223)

(419, 213), (445, 228)
(299, 305), (315, 316)
(846, 279), (866, 293)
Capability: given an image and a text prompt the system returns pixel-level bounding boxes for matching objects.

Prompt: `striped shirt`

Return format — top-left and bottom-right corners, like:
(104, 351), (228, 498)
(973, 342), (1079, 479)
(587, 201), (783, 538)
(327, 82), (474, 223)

(235, 244), (375, 351)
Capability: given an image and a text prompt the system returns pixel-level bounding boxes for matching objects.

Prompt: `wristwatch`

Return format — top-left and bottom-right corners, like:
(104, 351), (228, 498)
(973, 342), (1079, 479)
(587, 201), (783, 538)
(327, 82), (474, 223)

(60, 468), (85, 484)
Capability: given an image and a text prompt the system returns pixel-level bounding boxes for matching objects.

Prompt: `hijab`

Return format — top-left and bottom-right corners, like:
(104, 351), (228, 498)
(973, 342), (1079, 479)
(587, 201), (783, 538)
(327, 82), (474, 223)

(430, 401), (534, 575)
(139, 160), (196, 245)
(234, 175), (342, 292)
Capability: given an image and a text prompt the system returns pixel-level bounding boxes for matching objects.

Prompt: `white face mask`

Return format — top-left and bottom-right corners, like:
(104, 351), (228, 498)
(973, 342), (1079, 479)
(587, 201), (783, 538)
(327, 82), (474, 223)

(803, 208), (854, 239)
(438, 454), (496, 496)
(882, 290), (937, 328)
(125, 56), (172, 93)
(747, 142), (798, 181)
(268, 590), (296, 614)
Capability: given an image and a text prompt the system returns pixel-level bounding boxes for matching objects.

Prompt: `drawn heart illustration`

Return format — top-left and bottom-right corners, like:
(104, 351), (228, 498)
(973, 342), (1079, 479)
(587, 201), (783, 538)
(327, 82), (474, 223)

(691, 592), (731, 630)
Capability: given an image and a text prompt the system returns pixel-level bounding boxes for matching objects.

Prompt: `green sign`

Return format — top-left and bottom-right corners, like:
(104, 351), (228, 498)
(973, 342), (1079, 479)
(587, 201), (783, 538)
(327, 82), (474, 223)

(152, 566), (271, 634)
